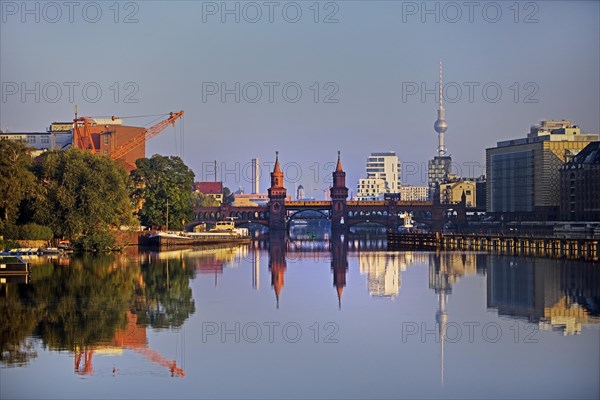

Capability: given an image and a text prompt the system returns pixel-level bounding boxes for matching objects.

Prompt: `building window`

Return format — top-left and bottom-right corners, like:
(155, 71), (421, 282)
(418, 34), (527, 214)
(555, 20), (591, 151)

(104, 135), (109, 145)
(27, 135), (36, 144)
(103, 149), (108, 155)
(41, 136), (50, 144)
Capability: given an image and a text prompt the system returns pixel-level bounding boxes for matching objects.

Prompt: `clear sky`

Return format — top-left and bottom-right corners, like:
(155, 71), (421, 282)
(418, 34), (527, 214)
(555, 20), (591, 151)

(1, 0), (599, 194)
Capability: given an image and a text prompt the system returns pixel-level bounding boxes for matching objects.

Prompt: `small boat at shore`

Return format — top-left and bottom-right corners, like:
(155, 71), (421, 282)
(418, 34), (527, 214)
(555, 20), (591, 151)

(140, 221), (251, 249)
(39, 247), (61, 254)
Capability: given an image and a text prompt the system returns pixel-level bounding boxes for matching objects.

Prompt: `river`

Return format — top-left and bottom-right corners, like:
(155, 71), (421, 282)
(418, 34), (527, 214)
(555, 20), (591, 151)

(1, 239), (598, 399)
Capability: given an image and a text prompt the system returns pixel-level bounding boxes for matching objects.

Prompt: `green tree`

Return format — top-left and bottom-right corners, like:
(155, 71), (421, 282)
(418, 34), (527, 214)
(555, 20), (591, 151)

(222, 186), (234, 204)
(131, 155), (195, 230)
(0, 139), (36, 225)
(34, 149), (134, 241)
(19, 223), (53, 241)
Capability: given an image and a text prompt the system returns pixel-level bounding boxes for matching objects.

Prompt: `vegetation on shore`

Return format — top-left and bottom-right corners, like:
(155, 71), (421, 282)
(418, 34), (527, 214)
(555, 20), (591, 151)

(0, 139), (226, 252)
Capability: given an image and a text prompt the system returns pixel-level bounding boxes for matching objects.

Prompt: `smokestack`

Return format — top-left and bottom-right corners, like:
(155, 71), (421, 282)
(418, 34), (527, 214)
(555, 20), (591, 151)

(252, 158), (259, 194)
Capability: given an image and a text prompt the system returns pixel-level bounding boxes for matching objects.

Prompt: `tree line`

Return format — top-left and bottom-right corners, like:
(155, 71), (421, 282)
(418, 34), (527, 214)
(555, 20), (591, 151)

(0, 139), (221, 251)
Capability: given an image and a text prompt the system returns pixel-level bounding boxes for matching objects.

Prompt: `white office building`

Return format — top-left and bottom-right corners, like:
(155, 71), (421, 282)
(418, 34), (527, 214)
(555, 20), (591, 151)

(356, 151), (401, 200)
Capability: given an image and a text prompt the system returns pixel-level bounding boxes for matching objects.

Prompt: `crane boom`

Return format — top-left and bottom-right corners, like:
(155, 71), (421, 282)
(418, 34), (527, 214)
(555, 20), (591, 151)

(132, 347), (185, 377)
(110, 110), (185, 160)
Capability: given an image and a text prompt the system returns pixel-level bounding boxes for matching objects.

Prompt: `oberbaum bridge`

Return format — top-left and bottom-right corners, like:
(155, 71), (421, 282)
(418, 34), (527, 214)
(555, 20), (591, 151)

(192, 152), (466, 234)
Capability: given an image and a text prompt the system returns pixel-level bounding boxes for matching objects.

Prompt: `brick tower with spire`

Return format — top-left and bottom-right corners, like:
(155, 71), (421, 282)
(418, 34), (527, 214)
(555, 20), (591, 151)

(330, 151), (349, 232)
(268, 151), (287, 231)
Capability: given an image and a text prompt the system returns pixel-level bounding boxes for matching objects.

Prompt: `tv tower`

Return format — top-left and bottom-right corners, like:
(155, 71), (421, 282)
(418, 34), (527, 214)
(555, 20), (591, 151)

(434, 61), (448, 157)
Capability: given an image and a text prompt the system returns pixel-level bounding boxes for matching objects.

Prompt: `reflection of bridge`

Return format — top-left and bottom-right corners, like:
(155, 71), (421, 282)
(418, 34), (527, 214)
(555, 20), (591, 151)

(191, 153), (465, 232)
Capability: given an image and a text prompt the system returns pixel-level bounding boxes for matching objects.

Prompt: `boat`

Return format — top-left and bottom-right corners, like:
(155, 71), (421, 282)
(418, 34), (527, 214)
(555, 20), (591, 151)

(1, 248), (39, 255)
(39, 247), (62, 254)
(140, 221), (251, 249)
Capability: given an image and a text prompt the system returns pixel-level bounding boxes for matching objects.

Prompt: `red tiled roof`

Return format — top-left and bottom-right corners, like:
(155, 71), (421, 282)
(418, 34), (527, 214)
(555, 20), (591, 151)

(194, 182), (223, 194)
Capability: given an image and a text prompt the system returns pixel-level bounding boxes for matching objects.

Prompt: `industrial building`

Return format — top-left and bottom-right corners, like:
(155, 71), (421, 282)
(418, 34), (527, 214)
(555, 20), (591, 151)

(0, 122), (72, 155)
(1, 111), (184, 172)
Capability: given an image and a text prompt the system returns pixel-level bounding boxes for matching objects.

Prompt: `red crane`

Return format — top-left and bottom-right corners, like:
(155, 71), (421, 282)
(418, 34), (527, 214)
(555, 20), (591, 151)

(110, 111), (185, 160)
(73, 111), (185, 166)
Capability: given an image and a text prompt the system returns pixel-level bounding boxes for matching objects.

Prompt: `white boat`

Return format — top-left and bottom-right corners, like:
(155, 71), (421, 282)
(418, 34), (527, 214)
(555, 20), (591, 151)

(141, 222), (250, 248)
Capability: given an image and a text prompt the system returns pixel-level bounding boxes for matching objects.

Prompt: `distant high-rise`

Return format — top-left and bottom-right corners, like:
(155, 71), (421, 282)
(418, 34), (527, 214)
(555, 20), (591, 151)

(251, 158), (260, 194)
(356, 151), (401, 200)
(428, 61), (452, 197)
(296, 184), (305, 200)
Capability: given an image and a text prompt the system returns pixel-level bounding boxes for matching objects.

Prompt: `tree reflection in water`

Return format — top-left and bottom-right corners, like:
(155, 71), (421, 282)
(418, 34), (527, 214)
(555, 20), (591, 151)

(135, 255), (196, 330)
(0, 252), (196, 369)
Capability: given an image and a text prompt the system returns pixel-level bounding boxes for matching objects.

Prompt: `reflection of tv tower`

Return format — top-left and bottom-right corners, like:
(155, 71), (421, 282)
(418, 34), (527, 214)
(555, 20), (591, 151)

(429, 253), (452, 386)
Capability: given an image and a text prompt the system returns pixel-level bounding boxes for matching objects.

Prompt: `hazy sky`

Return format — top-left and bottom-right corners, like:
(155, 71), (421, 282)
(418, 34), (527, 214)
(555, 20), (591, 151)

(2, 0), (599, 193)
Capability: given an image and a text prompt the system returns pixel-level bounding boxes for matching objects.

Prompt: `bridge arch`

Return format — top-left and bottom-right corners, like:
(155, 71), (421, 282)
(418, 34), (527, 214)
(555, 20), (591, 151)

(287, 209), (330, 221)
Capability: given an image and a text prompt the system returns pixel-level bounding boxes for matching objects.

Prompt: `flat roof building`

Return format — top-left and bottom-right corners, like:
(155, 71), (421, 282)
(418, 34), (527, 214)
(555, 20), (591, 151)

(486, 120), (598, 220)
(356, 151), (401, 200)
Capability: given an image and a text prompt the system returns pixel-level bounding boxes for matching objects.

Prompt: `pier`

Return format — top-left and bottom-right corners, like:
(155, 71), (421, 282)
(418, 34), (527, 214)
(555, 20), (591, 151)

(387, 232), (599, 261)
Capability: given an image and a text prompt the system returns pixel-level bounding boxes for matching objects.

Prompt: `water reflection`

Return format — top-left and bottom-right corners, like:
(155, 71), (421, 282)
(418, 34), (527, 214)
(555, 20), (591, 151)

(487, 256), (600, 335)
(1, 253), (197, 373)
(427, 253), (487, 385)
(331, 236), (348, 309)
(2, 241), (599, 398)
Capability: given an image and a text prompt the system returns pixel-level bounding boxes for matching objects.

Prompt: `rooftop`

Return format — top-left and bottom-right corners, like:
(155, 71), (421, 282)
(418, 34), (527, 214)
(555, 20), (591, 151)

(369, 151), (397, 157)
(563, 141), (600, 168)
(193, 182), (223, 194)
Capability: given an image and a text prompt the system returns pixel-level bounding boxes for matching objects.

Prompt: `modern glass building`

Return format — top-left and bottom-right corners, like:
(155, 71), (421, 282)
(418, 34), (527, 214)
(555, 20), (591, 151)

(486, 120), (598, 220)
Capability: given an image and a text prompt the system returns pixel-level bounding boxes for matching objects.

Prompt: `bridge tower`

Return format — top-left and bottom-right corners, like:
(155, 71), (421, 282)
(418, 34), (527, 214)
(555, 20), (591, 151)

(268, 152), (287, 231)
(330, 151), (349, 233)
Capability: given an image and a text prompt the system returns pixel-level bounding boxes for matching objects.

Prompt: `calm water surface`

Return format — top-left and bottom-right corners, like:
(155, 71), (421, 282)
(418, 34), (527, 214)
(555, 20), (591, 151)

(1, 238), (599, 399)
